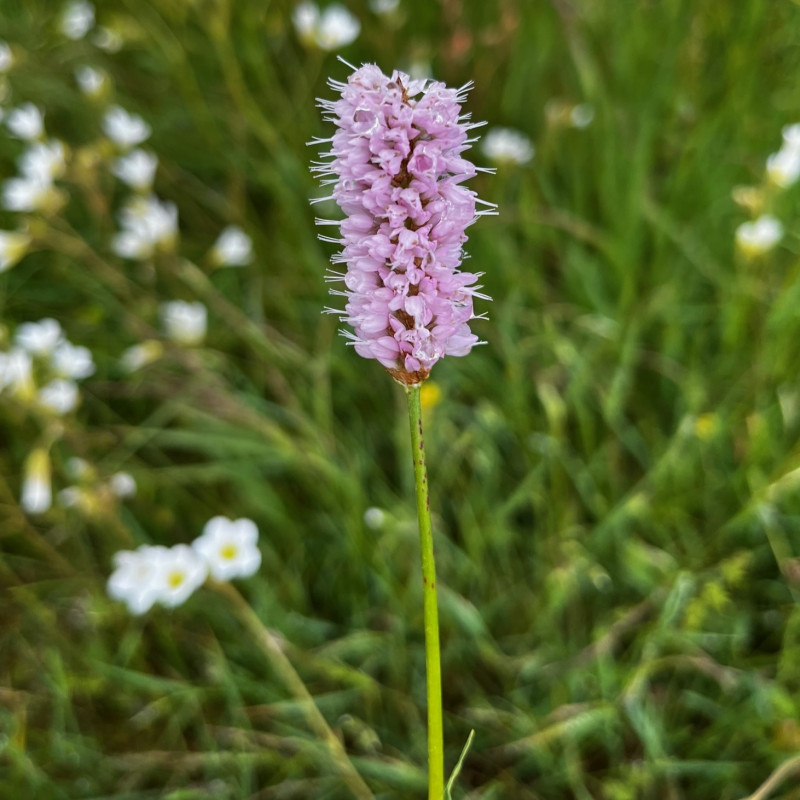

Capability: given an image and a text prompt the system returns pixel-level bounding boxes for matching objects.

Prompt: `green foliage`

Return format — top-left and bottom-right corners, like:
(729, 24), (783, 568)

(2, 0), (800, 798)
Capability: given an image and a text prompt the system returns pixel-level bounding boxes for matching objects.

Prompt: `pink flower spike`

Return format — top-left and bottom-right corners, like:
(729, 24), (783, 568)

(312, 62), (494, 385)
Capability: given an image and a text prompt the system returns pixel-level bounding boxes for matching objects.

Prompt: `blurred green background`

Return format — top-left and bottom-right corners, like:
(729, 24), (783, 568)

(2, 0), (800, 797)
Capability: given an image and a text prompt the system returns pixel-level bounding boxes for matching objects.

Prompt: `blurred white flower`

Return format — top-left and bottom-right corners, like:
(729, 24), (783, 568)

(292, 2), (320, 43)
(156, 545), (208, 608)
(192, 517), (261, 581)
(482, 127), (534, 165)
(161, 300), (207, 346)
(315, 4), (360, 49)
(120, 340), (163, 372)
(767, 146), (800, 189)
(112, 195), (178, 260)
(109, 542), (208, 613)
(211, 225), (252, 267)
(293, 2), (360, 50)
(21, 448), (52, 514)
(0, 40), (13, 72)
(2, 175), (55, 212)
(103, 105), (151, 149)
(6, 103), (44, 140)
(782, 123), (800, 148)
(15, 318), (63, 355)
(61, 0), (95, 39)
(107, 545), (169, 615)
(113, 149), (158, 192)
(369, 0), (400, 13)
(93, 26), (122, 52)
(109, 471), (136, 498)
(19, 140), (67, 182)
(75, 65), (107, 97)
(363, 506), (386, 530)
(38, 379), (80, 414)
(570, 103), (595, 129)
(735, 215), (783, 257)
(0, 230), (31, 272)
(52, 341), (95, 379)
(0, 348), (34, 394)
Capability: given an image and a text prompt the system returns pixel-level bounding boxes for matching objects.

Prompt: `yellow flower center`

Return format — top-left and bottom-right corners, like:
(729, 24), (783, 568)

(168, 571), (185, 588)
(220, 544), (238, 560)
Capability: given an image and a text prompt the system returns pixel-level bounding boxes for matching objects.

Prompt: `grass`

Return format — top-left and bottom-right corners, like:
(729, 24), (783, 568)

(2, 0), (800, 797)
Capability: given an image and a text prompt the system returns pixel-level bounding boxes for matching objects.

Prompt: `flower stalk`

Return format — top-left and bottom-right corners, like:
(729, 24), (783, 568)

(406, 383), (444, 799)
(312, 61), (494, 798)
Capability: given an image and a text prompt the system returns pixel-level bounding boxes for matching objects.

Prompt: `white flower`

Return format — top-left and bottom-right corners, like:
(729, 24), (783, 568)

(52, 341), (95, 379)
(92, 26), (122, 52)
(783, 123), (800, 149)
(292, 2), (320, 42)
(109, 471), (136, 498)
(0, 40), (14, 72)
(155, 545), (208, 608)
(314, 4), (360, 49)
(767, 146), (800, 189)
(15, 318), (63, 355)
(107, 545), (169, 615)
(6, 103), (44, 140)
(38, 378), (79, 414)
(211, 225), (252, 267)
(61, 0), (95, 39)
(0, 348), (33, 394)
(75, 65), (106, 97)
(192, 517), (261, 581)
(570, 103), (595, 129)
(735, 215), (783, 257)
(112, 195), (178, 260)
(120, 340), (163, 372)
(369, 0), (400, 13)
(0, 230), (31, 272)
(103, 105), (151, 149)
(2, 175), (57, 213)
(21, 448), (52, 514)
(19, 140), (67, 182)
(482, 127), (534, 165)
(363, 506), (386, 530)
(161, 300), (207, 346)
(113, 149), (158, 192)
(293, 2), (360, 50)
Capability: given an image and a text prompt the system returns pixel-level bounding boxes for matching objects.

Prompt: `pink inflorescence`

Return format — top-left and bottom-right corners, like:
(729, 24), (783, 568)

(311, 62), (495, 385)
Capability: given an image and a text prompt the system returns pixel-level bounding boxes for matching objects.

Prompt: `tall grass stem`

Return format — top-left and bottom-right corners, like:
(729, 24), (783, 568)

(214, 581), (374, 800)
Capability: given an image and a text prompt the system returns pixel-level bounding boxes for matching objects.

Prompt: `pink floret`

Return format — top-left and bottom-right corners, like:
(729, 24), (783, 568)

(313, 63), (493, 383)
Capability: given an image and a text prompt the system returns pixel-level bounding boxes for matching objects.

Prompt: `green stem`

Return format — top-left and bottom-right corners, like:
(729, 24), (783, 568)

(405, 384), (445, 800)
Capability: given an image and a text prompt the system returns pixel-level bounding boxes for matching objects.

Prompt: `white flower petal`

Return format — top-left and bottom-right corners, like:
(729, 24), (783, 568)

(193, 516), (261, 581)
(15, 319), (63, 354)
(161, 300), (207, 346)
(482, 127), (534, 165)
(103, 105), (151, 149)
(6, 103), (44, 140)
(61, 0), (95, 39)
(38, 379), (79, 414)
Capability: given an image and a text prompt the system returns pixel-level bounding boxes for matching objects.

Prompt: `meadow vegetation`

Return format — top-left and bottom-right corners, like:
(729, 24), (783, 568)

(2, 1), (800, 798)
